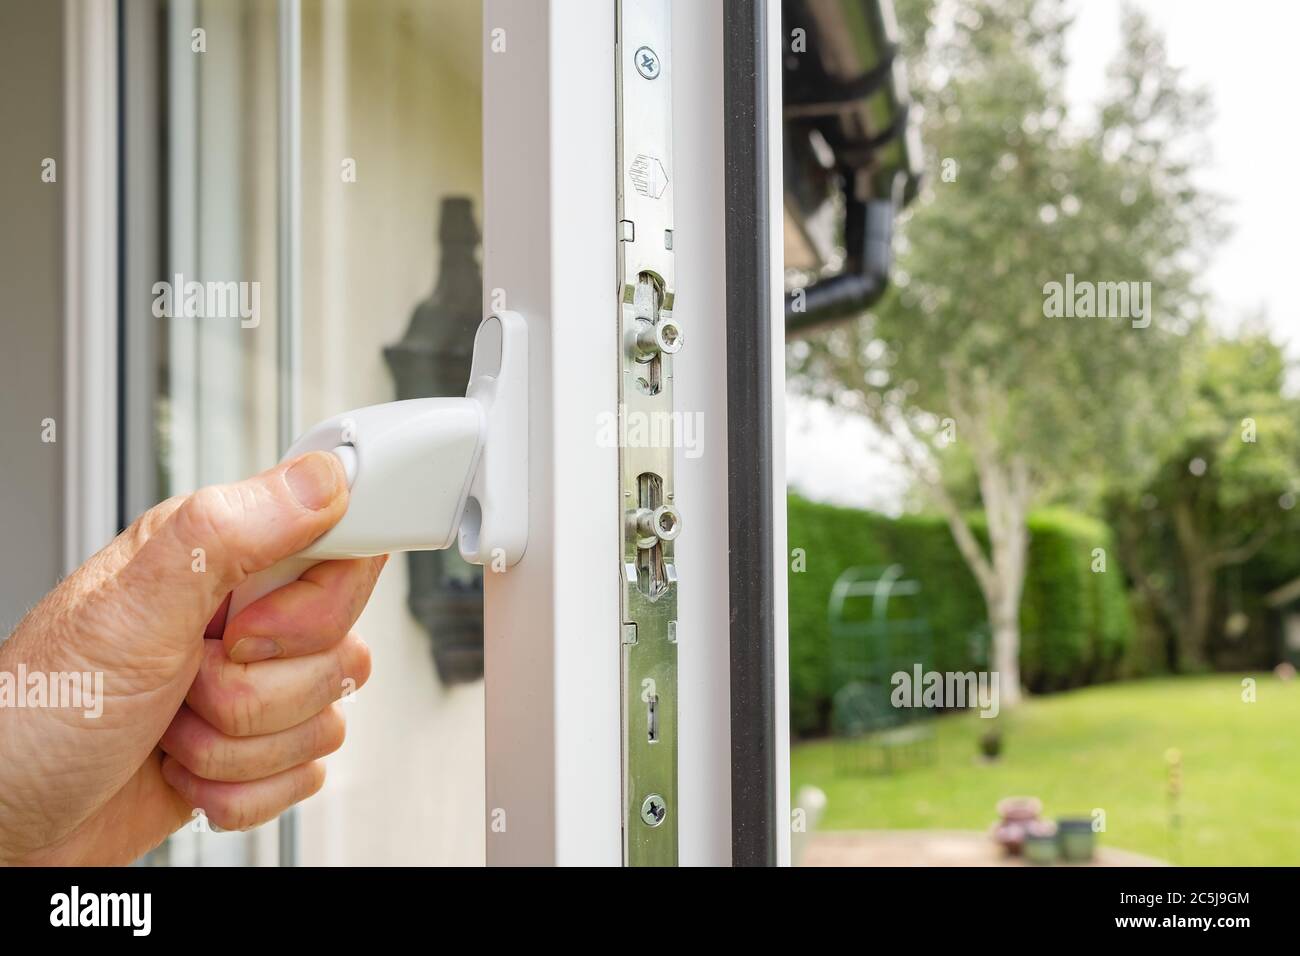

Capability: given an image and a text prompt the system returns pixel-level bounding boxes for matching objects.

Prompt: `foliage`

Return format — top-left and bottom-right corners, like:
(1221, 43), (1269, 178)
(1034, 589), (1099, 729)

(1108, 329), (1300, 669)
(788, 495), (1133, 734)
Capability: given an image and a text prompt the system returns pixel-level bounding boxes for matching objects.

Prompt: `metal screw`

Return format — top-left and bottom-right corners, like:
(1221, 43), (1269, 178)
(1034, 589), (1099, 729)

(632, 317), (683, 362)
(634, 504), (681, 547)
(635, 45), (661, 80)
(656, 320), (682, 354)
(640, 793), (667, 827)
(653, 505), (680, 540)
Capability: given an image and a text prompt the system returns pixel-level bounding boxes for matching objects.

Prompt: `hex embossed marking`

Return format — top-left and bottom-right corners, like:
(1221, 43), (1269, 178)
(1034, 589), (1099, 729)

(629, 154), (669, 200)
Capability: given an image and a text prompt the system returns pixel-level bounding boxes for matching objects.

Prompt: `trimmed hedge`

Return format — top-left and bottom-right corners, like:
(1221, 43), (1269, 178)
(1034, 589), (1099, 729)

(786, 496), (1134, 735)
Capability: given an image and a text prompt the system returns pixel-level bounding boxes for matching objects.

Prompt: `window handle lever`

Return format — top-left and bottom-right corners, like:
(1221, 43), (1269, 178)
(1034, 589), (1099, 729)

(227, 311), (528, 620)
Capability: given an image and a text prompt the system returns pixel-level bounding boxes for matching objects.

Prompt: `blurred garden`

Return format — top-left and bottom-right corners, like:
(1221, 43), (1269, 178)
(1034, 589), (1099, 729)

(790, 674), (1300, 865)
(785, 0), (1300, 865)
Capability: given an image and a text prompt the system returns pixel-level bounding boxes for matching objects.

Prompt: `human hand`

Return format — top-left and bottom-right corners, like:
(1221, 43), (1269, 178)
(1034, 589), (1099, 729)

(0, 451), (384, 865)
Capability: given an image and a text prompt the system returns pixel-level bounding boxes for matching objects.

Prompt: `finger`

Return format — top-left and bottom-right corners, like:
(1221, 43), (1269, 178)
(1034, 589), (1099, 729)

(161, 755), (327, 832)
(186, 634), (371, 738)
(109, 452), (350, 653)
(160, 703), (347, 783)
(206, 594), (233, 641)
(223, 555), (387, 663)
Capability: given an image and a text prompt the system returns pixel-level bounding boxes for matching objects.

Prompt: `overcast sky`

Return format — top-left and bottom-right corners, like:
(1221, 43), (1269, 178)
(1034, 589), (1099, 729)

(788, 0), (1300, 510)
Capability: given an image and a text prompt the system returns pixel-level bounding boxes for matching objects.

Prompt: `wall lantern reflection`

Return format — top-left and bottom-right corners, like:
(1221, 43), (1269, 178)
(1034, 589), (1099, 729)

(383, 197), (485, 684)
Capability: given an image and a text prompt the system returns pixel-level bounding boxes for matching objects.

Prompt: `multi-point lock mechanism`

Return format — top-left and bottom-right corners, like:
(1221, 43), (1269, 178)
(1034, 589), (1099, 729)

(617, 0), (679, 867)
(227, 312), (528, 621)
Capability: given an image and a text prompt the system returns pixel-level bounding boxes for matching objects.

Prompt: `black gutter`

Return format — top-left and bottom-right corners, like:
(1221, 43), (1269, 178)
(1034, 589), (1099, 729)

(723, 0), (778, 868)
(783, 43), (898, 116)
(785, 194), (896, 334)
(781, 0), (920, 334)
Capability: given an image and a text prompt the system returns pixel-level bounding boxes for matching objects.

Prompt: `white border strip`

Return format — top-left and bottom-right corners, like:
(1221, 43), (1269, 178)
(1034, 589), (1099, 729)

(764, 0), (792, 868)
(276, 0), (304, 868)
(63, 0), (119, 571)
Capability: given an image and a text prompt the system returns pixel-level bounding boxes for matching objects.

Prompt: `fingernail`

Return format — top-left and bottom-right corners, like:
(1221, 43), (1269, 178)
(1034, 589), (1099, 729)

(230, 637), (284, 664)
(286, 453), (342, 510)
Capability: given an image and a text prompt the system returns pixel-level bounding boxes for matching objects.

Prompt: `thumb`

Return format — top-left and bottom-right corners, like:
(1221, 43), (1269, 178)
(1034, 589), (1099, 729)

(117, 451), (349, 641)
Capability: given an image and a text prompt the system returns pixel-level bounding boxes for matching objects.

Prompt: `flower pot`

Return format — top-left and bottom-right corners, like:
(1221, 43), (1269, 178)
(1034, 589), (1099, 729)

(992, 820), (1027, 855)
(1023, 821), (1058, 865)
(992, 796), (1043, 855)
(1057, 818), (1095, 863)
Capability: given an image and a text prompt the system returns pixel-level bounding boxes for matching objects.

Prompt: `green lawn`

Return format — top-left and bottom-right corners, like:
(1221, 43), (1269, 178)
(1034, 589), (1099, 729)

(791, 674), (1300, 866)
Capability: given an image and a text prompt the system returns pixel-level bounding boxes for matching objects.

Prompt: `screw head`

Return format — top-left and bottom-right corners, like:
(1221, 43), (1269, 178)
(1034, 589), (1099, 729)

(651, 504), (681, 542)
(640, 794), (668, 827)
(634, 45), (661, 80)
(655, 320), (682, 355)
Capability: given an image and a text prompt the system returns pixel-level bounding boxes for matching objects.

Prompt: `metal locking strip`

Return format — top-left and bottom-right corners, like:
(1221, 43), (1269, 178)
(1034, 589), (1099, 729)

(616, 0), (679, 866)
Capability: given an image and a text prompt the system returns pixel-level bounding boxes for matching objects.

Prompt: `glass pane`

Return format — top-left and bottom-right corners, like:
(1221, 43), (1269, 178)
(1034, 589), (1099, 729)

(295, 0), (485, 865)
(148, 0), (283, 867)
(161, 0), (282, 502)
(131, 0), (485, 865)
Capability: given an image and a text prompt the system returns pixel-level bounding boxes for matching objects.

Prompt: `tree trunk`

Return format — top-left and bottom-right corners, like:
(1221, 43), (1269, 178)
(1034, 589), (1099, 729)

(1180, 555), (1214, 672)
(990, 591), (1023, 708)
(1171, 501), (1213, 671)
(926, 448), (1030, 708)
(977, 452), (1029, 707)
(1113, 511), (1181, 671)
(983, 518), (1027, 709)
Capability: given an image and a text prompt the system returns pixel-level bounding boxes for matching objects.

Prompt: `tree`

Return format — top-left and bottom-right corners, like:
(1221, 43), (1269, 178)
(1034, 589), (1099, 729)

(791, 0), (1222, 705)
(1111, 328), (1300, 670)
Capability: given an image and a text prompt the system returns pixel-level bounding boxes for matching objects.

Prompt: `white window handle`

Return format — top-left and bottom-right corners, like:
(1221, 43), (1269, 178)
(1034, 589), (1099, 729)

(227, 311), (528, 619)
